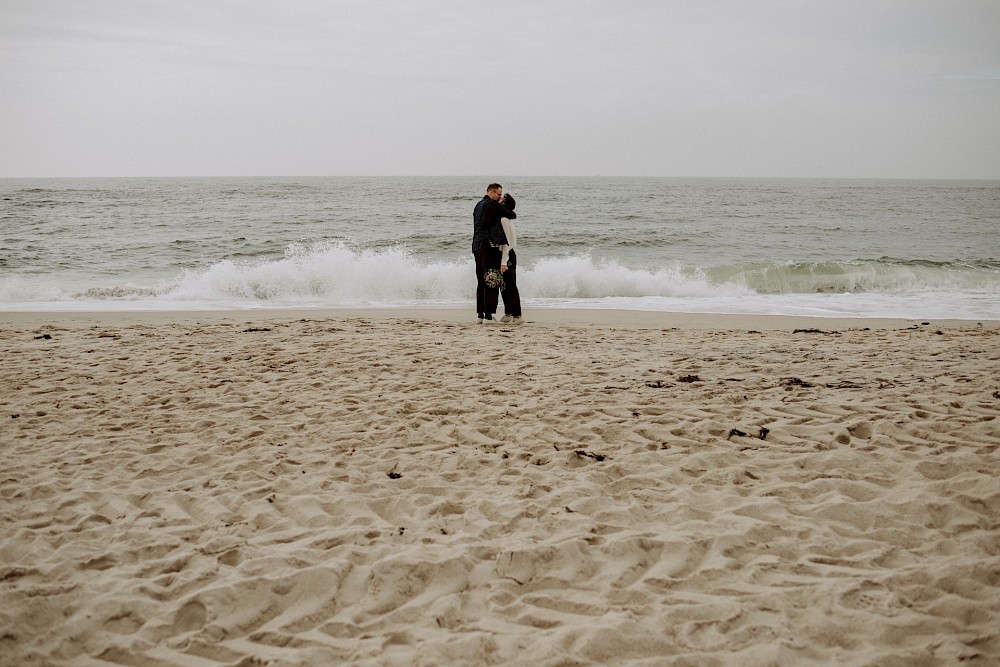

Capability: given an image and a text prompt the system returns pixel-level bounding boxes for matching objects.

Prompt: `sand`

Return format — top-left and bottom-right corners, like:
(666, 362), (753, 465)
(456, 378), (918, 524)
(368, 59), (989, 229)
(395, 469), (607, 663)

(1, 309), (998, 666)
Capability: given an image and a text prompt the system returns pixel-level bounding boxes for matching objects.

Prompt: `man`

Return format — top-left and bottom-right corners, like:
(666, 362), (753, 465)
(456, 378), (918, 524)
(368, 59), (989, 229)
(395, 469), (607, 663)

(472, 183), (516, 322)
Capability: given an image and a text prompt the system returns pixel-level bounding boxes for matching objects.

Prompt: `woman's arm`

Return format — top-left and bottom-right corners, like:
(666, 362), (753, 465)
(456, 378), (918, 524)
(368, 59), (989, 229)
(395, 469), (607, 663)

(499, 218), (516, 269)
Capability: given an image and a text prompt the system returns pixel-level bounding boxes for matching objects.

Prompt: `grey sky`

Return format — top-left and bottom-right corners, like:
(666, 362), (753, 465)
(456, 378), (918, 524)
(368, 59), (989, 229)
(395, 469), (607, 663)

(2, 1), (998, 178)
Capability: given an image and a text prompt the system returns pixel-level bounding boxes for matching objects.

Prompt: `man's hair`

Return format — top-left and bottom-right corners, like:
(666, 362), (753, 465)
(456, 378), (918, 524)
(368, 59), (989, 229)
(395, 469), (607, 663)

(486, 183), (502, 193)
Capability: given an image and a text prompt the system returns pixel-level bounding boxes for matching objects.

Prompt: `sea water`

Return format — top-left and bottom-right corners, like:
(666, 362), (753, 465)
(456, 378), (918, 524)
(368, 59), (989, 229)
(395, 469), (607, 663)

(1, 177), (998, 319)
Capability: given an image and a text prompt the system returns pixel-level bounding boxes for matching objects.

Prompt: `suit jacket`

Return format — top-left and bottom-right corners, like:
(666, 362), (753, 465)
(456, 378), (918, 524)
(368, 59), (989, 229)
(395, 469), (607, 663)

(472, 195), (516, 253)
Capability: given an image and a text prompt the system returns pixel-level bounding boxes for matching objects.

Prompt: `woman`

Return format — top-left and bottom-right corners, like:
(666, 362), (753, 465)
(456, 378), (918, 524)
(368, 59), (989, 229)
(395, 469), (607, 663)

(495, 193), (522, 324)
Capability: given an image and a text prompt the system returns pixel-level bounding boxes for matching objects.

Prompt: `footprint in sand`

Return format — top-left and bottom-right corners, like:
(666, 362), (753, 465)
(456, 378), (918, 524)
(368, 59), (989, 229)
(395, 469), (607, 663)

(104, 610), (146, 635)
(847, 421), (873, 439)
(839, 581), (903, 617)
(172, 599), (207, 634)
(915, 459), (968, 480)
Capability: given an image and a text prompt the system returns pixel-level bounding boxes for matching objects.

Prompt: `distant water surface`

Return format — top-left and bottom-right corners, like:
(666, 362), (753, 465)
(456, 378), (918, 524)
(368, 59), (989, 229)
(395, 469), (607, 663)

(2, 177), (998, 319)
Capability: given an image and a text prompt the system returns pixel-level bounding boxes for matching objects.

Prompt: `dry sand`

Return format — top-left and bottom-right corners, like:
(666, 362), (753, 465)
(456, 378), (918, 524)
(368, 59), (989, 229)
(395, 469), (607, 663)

(1, 309), (998, 666)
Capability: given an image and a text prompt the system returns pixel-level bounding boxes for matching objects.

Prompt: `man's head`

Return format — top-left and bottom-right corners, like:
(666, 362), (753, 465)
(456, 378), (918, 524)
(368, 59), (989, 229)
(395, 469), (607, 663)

(486, 183), (503, 201)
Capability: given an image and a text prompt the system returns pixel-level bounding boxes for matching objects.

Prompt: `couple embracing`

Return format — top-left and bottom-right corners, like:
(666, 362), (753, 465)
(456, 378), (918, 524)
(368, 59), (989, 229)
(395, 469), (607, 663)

(472, 183), (522, 324)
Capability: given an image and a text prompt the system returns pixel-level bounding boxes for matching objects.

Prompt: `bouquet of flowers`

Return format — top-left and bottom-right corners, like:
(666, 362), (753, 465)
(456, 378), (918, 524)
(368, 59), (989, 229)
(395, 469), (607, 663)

(484, 268), (504, 289)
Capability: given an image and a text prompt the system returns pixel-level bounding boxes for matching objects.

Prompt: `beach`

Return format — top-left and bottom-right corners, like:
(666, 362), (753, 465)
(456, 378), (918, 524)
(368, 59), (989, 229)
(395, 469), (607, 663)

(2, 309), (998, 666)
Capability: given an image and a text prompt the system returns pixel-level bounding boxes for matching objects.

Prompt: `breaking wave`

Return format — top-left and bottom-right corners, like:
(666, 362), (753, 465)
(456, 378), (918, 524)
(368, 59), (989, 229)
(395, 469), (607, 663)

(2, 243), (998, 318)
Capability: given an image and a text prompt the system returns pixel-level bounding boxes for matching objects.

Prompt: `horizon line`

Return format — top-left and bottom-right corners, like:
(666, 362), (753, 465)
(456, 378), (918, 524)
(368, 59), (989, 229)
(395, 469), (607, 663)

(2, 174), (999, 181)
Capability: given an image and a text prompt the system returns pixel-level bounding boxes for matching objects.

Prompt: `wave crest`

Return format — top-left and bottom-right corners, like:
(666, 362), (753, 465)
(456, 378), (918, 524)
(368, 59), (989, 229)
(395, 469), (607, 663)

(2, 244), (997, 315)
(715, 260), (1000, 294)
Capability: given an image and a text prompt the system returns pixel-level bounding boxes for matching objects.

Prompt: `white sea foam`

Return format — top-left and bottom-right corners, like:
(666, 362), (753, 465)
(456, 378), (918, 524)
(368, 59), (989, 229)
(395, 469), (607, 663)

(2, 244), (997, 319)
(168, 243), (471, 303)
(526, 256), (751, 299)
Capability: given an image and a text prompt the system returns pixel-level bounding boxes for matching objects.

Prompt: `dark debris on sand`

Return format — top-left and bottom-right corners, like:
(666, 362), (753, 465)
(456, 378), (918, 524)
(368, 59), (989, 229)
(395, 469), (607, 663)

(727, 427), (769, 441)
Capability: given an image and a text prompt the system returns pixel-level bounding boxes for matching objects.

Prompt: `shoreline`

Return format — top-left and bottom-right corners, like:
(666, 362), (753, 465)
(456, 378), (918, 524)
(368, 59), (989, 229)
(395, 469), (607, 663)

(3, 306), (997, 331)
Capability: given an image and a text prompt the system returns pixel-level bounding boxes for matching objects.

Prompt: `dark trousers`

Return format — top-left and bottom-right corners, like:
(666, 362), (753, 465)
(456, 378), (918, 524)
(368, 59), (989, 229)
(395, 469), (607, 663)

(474, 247), (501, 318)
(501, 249), (521, 317)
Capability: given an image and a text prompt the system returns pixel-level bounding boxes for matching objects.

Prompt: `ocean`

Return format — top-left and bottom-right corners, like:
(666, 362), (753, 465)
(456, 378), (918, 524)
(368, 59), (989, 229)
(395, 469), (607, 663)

(2, 176), (998, 319)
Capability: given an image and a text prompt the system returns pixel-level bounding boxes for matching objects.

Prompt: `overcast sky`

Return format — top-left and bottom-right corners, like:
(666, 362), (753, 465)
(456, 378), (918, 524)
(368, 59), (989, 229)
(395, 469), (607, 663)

(2, 1), (998, 178)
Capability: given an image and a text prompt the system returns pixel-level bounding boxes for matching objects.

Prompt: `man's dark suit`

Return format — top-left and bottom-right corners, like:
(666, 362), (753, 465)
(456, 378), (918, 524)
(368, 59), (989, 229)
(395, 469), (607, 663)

(472, 195), (516, 319)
